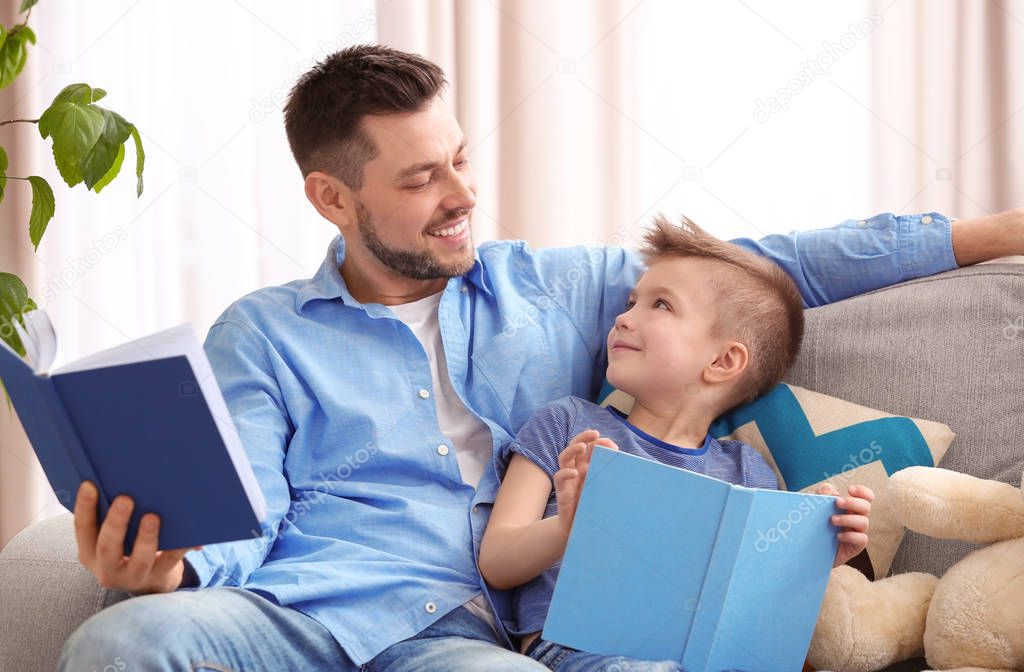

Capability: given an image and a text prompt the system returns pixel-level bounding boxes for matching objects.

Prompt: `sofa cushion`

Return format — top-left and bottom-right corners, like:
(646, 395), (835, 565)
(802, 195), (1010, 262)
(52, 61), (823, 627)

(0, 512), (129, 672)
(783, 262), (1024, 578)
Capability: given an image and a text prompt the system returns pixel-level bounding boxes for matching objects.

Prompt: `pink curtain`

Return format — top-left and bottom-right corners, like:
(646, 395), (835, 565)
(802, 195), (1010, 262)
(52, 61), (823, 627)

(870, 0), (1023, 218)
(0, 0), (53, 549)
(376, 0), (643, 249)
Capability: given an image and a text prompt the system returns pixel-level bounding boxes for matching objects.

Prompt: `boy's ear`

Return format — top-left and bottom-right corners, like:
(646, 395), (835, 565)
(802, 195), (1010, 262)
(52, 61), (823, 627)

(304, 170), (357, 230)
(704, 341), (748, 384)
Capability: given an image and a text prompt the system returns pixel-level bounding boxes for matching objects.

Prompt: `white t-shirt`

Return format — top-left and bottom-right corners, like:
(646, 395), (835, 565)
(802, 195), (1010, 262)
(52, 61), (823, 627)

(388, 289), (498, 633)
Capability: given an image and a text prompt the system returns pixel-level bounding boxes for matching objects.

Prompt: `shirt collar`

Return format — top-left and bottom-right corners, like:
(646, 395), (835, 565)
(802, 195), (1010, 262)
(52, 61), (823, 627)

(296, 234), (494, 311)
(464, 248), (495, 298)
(606, 405), (714, 456)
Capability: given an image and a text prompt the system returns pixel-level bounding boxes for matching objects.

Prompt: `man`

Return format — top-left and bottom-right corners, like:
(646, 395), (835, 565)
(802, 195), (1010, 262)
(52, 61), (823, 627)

(61, 45), (1023, 671)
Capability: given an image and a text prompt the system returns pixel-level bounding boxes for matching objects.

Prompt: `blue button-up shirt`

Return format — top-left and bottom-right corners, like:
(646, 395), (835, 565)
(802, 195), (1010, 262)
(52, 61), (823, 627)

(185, 212), (956, 664)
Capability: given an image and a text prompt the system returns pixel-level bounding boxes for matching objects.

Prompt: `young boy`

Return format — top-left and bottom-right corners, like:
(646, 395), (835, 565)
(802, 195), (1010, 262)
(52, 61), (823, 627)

(479, 215), (875, 672)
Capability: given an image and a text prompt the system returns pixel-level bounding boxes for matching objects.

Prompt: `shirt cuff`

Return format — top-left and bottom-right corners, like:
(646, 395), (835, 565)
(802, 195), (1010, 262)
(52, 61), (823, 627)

(124, 557), (200, 597)
(898, 212), (959, 278)
(178, 557), (200, 589)
(182, 548), (214, 588)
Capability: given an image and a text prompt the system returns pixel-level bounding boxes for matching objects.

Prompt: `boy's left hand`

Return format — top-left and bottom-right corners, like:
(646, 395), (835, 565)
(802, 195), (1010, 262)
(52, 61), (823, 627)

(815, 483), (874, 568)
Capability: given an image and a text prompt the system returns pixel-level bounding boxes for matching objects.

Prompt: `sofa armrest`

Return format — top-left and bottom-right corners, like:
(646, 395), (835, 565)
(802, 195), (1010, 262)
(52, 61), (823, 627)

(0, 512), (130, 672)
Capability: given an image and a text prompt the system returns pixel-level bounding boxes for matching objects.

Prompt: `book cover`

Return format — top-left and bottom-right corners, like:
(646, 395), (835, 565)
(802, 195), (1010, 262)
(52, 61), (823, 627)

(542, 446), (838, 672)
(0, 310), (266, 554)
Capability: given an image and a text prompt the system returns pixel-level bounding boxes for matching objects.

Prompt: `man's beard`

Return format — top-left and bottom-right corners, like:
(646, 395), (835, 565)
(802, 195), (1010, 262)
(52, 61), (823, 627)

(356, 200), (475, 280)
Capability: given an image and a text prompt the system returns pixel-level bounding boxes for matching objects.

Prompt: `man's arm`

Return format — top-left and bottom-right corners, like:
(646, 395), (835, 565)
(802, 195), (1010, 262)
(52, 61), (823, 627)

(733, 208), (1024, 306)
(528, 209), (1021, 379)
(183, 318), (295, 588)
(728, 212), (958, 308)
(950, 207), (1024, 266)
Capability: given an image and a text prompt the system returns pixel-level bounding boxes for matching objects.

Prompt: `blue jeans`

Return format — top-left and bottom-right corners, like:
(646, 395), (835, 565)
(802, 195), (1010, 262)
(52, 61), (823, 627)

(526, 639), (686, 672)
(59, 586), (550, 671)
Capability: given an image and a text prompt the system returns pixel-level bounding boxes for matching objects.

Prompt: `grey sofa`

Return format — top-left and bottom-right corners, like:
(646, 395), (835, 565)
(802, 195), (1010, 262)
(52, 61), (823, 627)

(2, 262), (1022, 672)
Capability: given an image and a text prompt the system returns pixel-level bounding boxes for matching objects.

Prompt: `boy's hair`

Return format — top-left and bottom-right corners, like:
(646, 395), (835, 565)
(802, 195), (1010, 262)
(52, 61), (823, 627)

(283, 45), (447, 189)
(640, 214), (805, 410)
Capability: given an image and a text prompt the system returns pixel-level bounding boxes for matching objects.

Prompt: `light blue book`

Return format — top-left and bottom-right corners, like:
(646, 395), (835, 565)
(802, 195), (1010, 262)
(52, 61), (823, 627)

(543, 446), (839, 672)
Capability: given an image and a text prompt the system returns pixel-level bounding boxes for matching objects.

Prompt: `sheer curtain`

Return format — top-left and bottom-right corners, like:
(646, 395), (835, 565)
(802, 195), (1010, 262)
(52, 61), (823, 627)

(379, 0), (878, 248)
(2, 1), (1020, 547)
(869, 0), (1024, 217)
(0, 0), (43, 549)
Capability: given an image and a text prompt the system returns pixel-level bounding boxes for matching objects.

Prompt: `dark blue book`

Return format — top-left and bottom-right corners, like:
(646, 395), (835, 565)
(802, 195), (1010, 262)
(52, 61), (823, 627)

(543, 446), (839, 672)
(0, 310), (266, 555)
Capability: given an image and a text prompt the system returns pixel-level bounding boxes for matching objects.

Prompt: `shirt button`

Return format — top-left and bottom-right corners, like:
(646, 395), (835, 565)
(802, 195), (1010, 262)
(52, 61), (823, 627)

(460, 286), (468, 293)
(472, 505), (480, 513)
(921, 215), (933, 225)
(437, 444), (450, 456)
(418, 388), (430, 399)
(424, 601), (437, 614)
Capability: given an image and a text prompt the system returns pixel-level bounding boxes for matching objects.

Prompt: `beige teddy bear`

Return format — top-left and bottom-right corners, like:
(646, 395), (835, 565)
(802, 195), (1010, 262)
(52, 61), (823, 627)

(807, 466), (1024, 672)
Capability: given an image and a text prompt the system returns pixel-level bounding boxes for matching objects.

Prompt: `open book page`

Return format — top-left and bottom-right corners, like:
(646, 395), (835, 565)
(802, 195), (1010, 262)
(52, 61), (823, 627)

(46, 317), (268, 522)
(11, 309), (58, 374)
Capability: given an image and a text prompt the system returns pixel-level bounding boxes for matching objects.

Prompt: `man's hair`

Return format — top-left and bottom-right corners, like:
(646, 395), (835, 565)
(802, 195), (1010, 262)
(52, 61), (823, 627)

(639, 214), (805, 410)
(283, 44), (447, 189)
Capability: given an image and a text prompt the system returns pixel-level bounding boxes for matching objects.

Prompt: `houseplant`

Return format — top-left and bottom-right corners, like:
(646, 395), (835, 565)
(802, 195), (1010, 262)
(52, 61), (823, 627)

(0, 0), (144, 372)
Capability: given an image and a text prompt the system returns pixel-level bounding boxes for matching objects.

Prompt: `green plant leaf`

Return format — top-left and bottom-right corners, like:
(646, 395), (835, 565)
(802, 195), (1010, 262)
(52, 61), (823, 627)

(26, 175), (54, 250)
(80, 108), (131, 189)
(52, 83), (108, 105)
(0, 24), (33, 89)
(0, 264), (37, 412)
(0, 145), (7, 204)
(92, 141), (123, 193)
(130, 125), (144, 196)
(51, 142), (83, 188)
(0, 272), (36, 357)
(39, 100), (105, 148)
(40, 90), (142, 194)
(20, 0), (39, 12)
(0, 25), (7, 53)
(38, 100), (106, 173)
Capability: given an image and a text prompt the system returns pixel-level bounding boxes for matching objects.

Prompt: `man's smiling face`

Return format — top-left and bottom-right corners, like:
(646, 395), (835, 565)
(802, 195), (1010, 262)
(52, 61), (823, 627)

(348, 95), (478, 280)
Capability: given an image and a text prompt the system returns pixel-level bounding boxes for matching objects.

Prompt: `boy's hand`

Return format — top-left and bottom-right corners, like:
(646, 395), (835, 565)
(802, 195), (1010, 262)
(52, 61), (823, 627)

(815, 483), (874, 567)
(554, 430), (619, 538)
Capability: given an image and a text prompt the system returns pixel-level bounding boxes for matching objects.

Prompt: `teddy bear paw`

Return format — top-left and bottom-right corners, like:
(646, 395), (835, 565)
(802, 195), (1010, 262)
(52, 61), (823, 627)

(807, 565), (939, 672)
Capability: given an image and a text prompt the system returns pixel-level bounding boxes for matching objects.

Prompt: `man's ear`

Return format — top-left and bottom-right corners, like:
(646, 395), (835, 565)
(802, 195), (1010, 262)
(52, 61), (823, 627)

(304, 170), (356, 230)
(704, 341), (748, 384)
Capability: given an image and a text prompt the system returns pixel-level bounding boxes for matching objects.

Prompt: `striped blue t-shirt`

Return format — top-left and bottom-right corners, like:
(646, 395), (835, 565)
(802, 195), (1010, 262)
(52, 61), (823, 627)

(498, 395), (780, 636)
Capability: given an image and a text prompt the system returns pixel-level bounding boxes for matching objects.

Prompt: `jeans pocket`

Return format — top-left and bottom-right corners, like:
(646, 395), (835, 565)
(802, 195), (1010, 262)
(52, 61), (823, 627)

(528, 639), (572, 668)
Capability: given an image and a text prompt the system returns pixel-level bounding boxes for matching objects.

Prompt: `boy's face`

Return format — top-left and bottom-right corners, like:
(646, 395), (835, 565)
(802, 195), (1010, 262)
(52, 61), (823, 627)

(606, 257), (725, 399)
